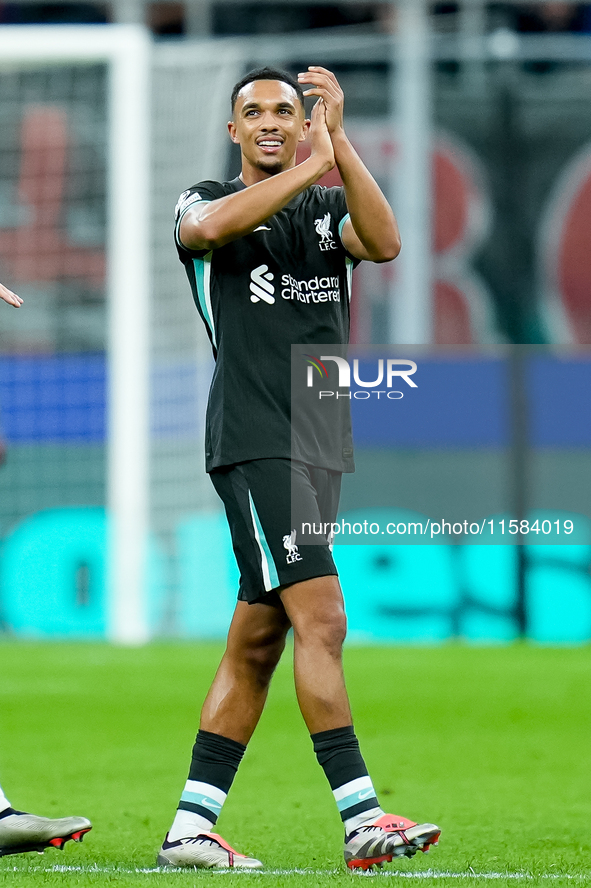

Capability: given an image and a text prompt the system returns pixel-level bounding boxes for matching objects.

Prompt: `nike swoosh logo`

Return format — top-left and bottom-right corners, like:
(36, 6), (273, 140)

(254, 224), (271, 231)
(358, 789), (374, 800)
(201, 797), (222, 809)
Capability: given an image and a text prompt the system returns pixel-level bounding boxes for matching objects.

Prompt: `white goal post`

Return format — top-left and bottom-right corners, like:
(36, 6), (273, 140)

(0, 25), (151, 644)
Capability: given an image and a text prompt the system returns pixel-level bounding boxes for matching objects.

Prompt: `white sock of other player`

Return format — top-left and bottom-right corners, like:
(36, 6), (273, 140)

(0, 784), (11, 814)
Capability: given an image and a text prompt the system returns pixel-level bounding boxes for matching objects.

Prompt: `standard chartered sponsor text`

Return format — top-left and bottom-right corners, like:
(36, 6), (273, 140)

(281, 273), (340, 303)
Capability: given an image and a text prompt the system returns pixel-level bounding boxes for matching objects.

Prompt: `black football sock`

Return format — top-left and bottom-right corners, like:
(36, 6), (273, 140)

(312, 726), (383, 833)
(168, 730), (246, 840)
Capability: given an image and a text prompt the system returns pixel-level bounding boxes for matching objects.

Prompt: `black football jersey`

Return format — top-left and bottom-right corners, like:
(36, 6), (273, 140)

(174, 176), (359, 473)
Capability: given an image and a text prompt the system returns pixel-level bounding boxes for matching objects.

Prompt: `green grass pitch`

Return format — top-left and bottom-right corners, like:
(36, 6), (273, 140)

(0, 642), (590, 887)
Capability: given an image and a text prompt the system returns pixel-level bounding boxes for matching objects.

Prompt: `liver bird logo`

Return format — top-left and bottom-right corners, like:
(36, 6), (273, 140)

(314, 212), (333, 244)
(282, 529), (302, 563)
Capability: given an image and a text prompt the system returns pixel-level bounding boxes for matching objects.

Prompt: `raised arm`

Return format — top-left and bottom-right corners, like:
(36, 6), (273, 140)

(0, 282), (23, 308)
(298, 67), (401, 264)
(179, 100), (335, 252)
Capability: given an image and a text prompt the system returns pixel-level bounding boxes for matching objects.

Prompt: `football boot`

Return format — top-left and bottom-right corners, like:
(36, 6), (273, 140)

(0, 809), (91, 857)
(157, 831), (263, 869)
(344, 813), (440, 871)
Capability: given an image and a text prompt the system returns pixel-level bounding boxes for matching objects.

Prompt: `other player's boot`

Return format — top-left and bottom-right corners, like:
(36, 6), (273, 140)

(0, 810), (92, 857)
(157, 831), (263, 869)
(344, 813), (440, 871)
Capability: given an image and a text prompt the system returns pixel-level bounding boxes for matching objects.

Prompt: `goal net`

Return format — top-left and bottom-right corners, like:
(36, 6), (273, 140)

(0, 28), (247, 641)
(0, 25), (150, 642)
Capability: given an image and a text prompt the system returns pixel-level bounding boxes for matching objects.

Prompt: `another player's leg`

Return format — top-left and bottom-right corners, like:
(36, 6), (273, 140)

(279, 577), (440, 871)
(0, 782), (91, 858)
(158, 600), (291, 869)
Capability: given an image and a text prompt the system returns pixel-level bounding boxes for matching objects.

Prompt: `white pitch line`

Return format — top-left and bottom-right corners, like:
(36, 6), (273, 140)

(1, 865), (590, 880)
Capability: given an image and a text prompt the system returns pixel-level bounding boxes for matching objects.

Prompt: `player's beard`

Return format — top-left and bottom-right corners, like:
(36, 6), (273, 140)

(255, 155), (286, 176)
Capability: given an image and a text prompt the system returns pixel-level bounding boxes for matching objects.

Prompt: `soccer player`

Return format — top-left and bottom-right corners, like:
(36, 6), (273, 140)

(160, 66), (440, 871)
(0, 284), (92, 858)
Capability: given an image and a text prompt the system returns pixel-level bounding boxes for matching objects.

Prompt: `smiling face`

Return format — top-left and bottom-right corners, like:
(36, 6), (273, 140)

(228, 79), (309, 182)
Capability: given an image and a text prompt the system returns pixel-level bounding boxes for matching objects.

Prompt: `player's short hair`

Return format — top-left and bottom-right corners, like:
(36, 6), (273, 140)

(231, 66), (305, 113)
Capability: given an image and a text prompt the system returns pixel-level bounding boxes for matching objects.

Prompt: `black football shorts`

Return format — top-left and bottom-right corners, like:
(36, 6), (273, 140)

(209, 458), (341, 605)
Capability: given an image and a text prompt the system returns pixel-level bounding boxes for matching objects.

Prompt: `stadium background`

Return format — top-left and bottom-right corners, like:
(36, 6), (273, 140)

(1, 3), (591, 883)
(1, 0), (590, 644)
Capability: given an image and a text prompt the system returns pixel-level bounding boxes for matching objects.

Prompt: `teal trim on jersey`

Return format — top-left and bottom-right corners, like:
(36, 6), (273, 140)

(336, 789), (378, 813)
(338, 213), (350, 241)
(192, 253), (216, 347)
(175, 199), (209, 251)
(345, 256), (353, 303)
(248, 491), (280, 591)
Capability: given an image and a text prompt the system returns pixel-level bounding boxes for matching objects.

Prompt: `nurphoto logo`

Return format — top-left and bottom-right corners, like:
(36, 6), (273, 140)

(304, 355), (418, 399)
